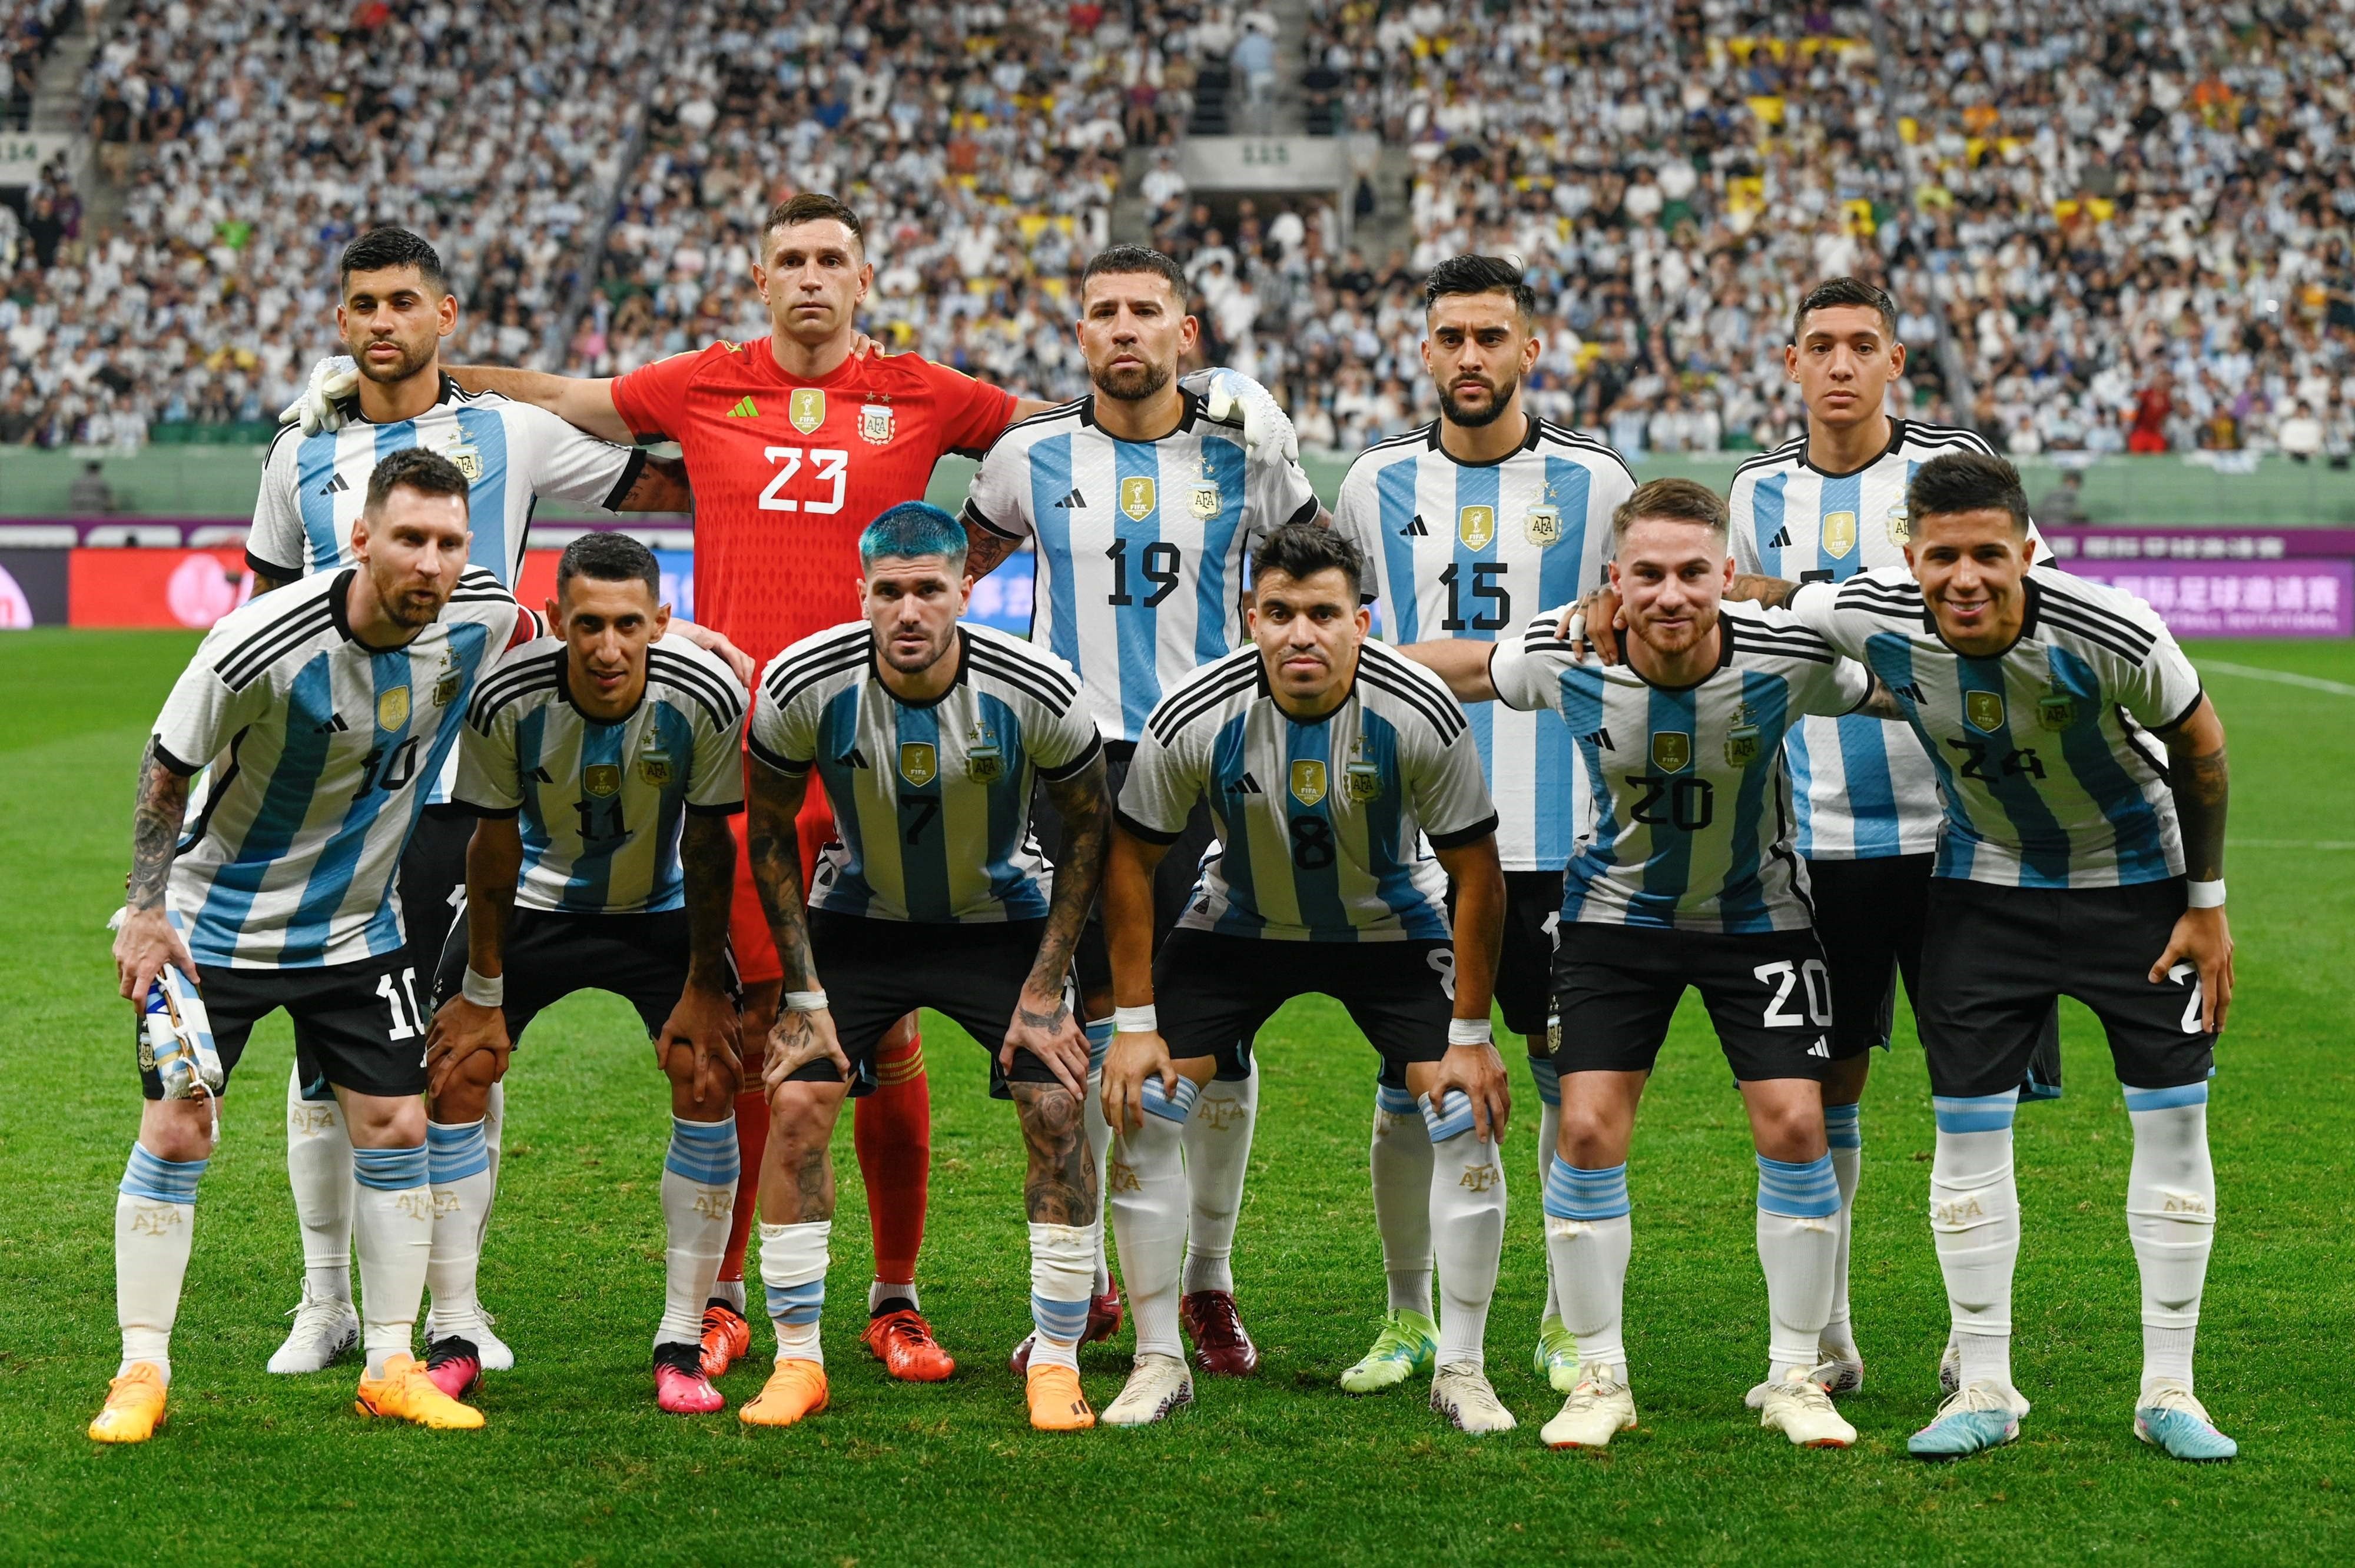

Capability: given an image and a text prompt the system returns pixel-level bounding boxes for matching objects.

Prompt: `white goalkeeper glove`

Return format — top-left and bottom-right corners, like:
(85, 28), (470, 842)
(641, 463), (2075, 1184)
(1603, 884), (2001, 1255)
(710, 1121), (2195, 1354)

(276, 355), (359, 437)
(1200, 367), (1300, 466)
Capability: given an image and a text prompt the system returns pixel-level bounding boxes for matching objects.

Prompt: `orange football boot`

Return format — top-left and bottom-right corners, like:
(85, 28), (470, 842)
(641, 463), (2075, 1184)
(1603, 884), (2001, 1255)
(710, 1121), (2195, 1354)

(1026, 1363), (1095, 1431)
(355, 1353), (485, 1430)
(88, 1362), (168, 1443)
(699, 1298), (752, 1378)
(739, 1358), (830, 1427)
(861, 1308), (955, 1382)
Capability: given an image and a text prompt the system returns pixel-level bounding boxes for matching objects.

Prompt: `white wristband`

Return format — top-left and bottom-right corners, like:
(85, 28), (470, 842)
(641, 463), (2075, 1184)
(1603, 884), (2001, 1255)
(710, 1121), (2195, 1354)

(1114, 1005), (1159, 1034)
(461, 968), (503, 1008)
(1447, 1016), (1494, 1046)
(783, 989), (830, 1012)
(2185, 879), (2226, 909)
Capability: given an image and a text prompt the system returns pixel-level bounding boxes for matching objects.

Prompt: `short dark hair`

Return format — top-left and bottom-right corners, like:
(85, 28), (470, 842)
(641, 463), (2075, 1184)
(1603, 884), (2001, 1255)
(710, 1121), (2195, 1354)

(762, 192), (865, 251)
(859, 501), (968, 572)
(556, 531), (661, 602)
(339, 227), (448, 295)
(1079, 244), (1190, 305)
(1611, 477), (1728, 547)
(1424, 254), (1537, 323)
(1251, 520), (1364, 601)
(1790, 276), (1897, 344)
(1906, 451), (2031, 536)
(364, 446), (470, 515)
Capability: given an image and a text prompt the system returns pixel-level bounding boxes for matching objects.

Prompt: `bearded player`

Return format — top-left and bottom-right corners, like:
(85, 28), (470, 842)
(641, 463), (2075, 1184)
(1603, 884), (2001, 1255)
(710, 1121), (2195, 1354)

(282, 192), (1297, 1381)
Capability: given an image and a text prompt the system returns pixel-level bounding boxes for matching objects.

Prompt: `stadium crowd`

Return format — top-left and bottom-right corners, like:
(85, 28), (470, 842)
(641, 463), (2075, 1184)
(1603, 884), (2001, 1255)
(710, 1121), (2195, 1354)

(3, 0), (2351, 462)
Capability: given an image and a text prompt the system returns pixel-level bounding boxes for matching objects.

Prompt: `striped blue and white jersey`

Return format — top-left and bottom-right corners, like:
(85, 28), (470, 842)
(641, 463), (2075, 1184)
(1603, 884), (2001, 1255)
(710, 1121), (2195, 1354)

(1730, 420), (2030, 861)
(1489, 604), (1873, 933)
(1335, 417), (1634, 870)
(151, 566), (533, 968)
(453, 634), (747, 915)
(1119, 641), (1497, 942)
(246, 377), (645, 587)
(748, 623), (1102, 924)
(959, 390), (1321, 745)
(1791, 567), (2201, 890)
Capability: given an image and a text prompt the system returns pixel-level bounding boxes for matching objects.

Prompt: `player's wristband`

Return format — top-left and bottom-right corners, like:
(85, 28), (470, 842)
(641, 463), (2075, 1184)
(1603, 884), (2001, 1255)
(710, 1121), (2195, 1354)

(462, 968), (503, 1008)
(1114, 1005), (1159, 1034)
(2186, 879), (2227, 909)
(1447, 1016), (1493, 1047)
(783, 989), (830, 1013)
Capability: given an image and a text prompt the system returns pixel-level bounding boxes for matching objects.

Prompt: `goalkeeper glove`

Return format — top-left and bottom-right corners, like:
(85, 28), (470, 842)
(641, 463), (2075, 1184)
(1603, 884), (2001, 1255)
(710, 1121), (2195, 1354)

(1202, 367), (1301, 466)
(276, 355), (359, 437)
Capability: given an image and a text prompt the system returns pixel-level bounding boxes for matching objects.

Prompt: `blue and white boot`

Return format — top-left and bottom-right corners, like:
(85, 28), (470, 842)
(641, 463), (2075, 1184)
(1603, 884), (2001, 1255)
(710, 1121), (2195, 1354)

(1908, 1382), (2026, 1460)
(2135, 1381), (2238, 1461)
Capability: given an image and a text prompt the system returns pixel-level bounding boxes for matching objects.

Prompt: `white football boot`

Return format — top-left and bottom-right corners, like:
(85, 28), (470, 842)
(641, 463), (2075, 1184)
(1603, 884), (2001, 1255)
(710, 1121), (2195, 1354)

(1430, 1363), (1518, 1434)
(1541, 1364), (1638, 1449)
(267, 1282), (359, 1374)
(428, 1306), (514, 1371)
(1753, 1367), (1858, 1449)
(1102, 1353), (1194, 1427)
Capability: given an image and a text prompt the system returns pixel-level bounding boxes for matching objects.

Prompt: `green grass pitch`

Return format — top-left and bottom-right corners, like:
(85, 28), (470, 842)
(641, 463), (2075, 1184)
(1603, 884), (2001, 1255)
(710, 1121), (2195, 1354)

(2, 630), (2349, 1564)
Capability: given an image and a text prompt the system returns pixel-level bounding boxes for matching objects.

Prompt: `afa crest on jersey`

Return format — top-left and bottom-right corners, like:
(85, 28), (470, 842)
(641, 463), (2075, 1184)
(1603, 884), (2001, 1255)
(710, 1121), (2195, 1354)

(376, 687), (410, 733)
(1458, 504), (1497, 551)
(1189, 482), (1222, 519)
(965, 726), (1004, 783)
(1120, 477), (1158, 521)
(898, 741), (938, 788)
(1289, 759), (1328, 807)
(584, 763), (622, 798)
(1884, 503), (1912, 547)
(2037, 690), (2077, 731)
(790, 388), (827, 435)
(1821, 510), (1858, 559)
(1651, 731), (1692, 773)
(1523, 505), (1561, 547)
(638, 738), (675, 787)
(860, 402), (894, 445)
(432, 650), (461, 709)
(443, 444), (483, 483)
(1967, 691), (2006, 733)
(1724, 711), (1762, 767)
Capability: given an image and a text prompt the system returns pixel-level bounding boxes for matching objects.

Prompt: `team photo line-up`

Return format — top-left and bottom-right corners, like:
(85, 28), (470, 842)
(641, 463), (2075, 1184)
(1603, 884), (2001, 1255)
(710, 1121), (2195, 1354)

(95, 195), (2238, 1464)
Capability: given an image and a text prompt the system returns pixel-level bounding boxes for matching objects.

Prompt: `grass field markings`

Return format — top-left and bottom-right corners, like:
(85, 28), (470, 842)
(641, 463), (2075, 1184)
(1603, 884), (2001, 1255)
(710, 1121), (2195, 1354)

(2195, 659), (2355, 697)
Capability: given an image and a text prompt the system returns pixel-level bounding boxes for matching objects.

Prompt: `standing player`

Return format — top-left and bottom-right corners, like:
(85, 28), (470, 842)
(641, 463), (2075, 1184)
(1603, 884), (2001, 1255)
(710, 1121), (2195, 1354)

(1406, 480), (1888, 1451)
(418, 533), (747, 1413)
(1332, 254), (1633, 1395)
(248, 226), (704, 1379)
(1752, 453), (2237, 1462)
(92, 450), (535, 1443)
(739, 503), (1112, 1431)
(1099, 523), (1516, 1434)
(958, 244), (1325, 1378)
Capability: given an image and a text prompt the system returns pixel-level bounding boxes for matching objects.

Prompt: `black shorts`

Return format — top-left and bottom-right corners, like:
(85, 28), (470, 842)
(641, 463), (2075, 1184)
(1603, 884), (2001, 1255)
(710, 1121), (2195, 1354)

(1547, 923), (1839, 1084)
(152, 954), (430, 1101)
(1156, 929), (1455, 1082)
(1807, 852), (2065, 1095)
(429, 905), (735, 1041)
(1448, 869), (1561, 1042)
(784, 911), (1060, 1099)
(1915, 877), (2214, 1099)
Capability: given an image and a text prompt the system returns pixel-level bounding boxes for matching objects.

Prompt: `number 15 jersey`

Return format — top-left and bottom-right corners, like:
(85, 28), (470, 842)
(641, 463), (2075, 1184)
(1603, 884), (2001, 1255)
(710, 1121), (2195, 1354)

(1336, 418), (1634, 871)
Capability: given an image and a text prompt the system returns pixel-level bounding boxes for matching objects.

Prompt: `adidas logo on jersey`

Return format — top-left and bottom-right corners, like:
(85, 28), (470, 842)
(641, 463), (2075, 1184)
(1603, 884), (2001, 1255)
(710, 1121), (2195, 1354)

(1807, 1038), (1831, 1058)
(1766, 526), (1792, 549)
(1889, 681), (1925, 705)
(317, 473), (349, 497)
(1231, 771), (1264, 794)
(1052, 489), (1088, 510)
(315, 713), (349, 733)
(1578, 726), (1615, 751)
(1398, 513), (1428, 537)
(837, 746), (871, 769)
(528, 765), (555, 784)
(725, 396), (759, 418)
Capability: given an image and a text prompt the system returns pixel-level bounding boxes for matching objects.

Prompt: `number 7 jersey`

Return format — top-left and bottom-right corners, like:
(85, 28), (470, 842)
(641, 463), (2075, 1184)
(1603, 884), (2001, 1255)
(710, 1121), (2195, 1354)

(1335, 418), (1634, 870)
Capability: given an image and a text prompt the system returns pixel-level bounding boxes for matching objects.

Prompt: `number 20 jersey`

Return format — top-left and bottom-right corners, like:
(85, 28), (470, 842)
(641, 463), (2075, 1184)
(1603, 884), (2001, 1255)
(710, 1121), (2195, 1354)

(1488, 604), (1871, 934)
(1335, 419), (1634, 871)
(150, 567), (534, 969)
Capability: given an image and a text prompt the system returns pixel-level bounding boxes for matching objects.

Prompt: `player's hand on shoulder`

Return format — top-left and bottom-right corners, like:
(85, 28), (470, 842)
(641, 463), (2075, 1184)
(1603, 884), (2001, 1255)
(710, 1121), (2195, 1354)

(1429, 1041), (1511, 1144)
(276, 356), (359, 437)
(110, 905), (195, 1002)
(1003, 989), (1088, 1097)
(847, 330), (882, 361)
(764, 1006), (847, 1093)
(425, 997), (513, 1097)
(1100, 1026), (1177, 1134)
(1560, 586), (1624, 664)
(1205, 367), (1300, 466)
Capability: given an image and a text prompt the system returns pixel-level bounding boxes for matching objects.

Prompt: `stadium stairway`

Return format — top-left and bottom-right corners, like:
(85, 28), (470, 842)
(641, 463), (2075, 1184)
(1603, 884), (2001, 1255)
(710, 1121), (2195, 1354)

(41, 1), (122, 233)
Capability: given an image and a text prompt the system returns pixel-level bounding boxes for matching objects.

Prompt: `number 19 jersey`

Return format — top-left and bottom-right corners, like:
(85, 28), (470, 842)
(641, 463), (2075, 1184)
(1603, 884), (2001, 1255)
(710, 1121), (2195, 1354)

(1335, 418), (1634, 870)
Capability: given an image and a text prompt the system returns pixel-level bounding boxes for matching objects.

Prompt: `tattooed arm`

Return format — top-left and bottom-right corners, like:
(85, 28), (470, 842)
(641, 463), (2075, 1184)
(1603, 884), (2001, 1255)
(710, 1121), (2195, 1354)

(2153, 695), (2234, 1033)
(745, 756), (846, 1084)
(960, 515), (1025, 582)
(113, 739), (197, 999)
(610, 454), (692, 513)
(654, 813), (745, 1107)
(1003, 753), (1110, 1097)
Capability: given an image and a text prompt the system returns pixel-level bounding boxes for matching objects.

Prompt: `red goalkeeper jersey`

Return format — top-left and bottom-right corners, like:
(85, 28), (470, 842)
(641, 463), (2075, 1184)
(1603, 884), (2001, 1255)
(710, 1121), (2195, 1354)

(611, 339), (1018, 665)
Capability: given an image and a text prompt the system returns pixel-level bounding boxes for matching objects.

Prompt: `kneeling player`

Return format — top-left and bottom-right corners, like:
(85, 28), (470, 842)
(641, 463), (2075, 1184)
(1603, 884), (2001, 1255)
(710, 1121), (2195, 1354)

(1763, 453), (2238, 1461)
(741, 503), (1112, 1432)
(422, 533), (747, 1411)
(1101, 523), (1517, 1433)
(1409, 479), (1890, 1450)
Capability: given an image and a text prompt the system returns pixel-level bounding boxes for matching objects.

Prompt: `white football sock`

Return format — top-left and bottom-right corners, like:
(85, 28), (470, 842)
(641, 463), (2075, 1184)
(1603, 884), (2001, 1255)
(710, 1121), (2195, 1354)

(476, 1078), (505, 1251)
(761, 1219), (831, 1365)
(286, 1062), (352, 1304)
(1755, 1153), (1842, 1380)
(1028, 1221), (1096, 1373)
(1084, 1021), (1115, 1295)
(1930, 1094), (2021, 1393)
(1183, 1057), (1258, 1295)
(1543, 1155), (1631, 1376)
(423, 1119), (490, 1340)
(1109, 1074), (1196, 1360)
(116, 1144), (205, 1380)
(867, 1278), (920, 1314)
(351, 1142), (433, 1379)
(1368, 1081), (1432, 1315)
(1822, 1101), (1863, 1354)
(1421, 1091), (1505, 1370)
(2124, 1084), (2216, 1393)
(659, 1116), (739, 1349)
(1530, 1054), (1562, 1324)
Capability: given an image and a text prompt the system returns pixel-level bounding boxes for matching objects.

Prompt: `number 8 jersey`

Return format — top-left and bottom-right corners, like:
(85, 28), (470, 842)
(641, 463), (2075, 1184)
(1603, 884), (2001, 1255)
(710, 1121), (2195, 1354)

(1488, 604), (1872, 933)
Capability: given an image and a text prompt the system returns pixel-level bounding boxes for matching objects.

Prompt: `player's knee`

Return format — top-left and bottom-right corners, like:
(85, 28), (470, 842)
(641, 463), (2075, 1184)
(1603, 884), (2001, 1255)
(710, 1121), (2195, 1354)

(1553, 1101), (1624, 1165)
(1751, 1100), (1826, 1164)
(135, 1101), (214, 1164)
(347, 1095), (429, 1149)
(433, 1072), (490, 1125)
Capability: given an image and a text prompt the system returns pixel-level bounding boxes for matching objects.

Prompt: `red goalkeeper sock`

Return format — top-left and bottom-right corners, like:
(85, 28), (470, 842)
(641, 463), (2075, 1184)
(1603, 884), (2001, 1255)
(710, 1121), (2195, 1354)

(854, 1028), (931, 1291)
(718, 1087), (769, 1285)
